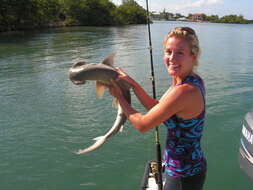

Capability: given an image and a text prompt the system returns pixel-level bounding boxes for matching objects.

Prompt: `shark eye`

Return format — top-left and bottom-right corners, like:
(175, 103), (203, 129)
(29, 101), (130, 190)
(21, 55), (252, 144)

(73, 61), (87, 68)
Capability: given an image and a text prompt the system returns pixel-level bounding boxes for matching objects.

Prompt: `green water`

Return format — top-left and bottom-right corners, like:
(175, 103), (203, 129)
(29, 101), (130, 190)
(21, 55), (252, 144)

(1, 21), (253, 189)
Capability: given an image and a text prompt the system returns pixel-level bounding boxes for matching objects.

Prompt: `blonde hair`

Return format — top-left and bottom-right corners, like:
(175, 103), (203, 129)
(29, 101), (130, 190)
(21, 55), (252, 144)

(163, 27), (200, 66)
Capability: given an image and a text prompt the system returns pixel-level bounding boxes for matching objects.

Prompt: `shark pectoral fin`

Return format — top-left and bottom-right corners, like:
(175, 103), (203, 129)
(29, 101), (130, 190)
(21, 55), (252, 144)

(96, 81), (106, 98)
(119, 125), (124, 132)
(112, 98), (119, 108)
(102, 52), (116, 66)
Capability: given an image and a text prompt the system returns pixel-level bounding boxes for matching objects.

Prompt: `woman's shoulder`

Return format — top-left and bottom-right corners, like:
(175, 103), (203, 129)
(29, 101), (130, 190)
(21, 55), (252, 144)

(170, 83), (202, 106)
(174, 82), (199, 96)
(173, 82), (204, 118)
(181, 74), (205, 93)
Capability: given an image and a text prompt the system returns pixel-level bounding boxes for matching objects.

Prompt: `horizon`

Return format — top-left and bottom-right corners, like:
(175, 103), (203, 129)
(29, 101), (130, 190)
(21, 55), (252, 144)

(111, 0), (253, 20)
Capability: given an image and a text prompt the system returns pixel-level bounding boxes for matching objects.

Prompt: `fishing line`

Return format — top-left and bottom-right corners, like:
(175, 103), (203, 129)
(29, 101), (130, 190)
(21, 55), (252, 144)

(145, 0), (163, 189)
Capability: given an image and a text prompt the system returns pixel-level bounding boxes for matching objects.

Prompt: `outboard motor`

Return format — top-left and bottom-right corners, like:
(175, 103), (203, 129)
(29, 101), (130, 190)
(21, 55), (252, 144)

(239, 110), (253, 180)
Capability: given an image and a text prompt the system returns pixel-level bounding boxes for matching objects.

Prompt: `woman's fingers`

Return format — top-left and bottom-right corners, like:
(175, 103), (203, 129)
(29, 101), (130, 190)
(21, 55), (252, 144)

(116, 67), (124, 74)
(115, 67), (126, 76)
(110, 79), (122, 97)
(111, 79), (120, 89)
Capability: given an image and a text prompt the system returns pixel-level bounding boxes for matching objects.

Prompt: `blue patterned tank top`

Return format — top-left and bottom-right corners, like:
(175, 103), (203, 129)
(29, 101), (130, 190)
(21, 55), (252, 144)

(163, 75), (206, 178)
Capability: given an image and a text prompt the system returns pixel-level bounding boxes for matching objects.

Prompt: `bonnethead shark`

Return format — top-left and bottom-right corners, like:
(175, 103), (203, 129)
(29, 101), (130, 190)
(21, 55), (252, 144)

(69, 53), (131, 154)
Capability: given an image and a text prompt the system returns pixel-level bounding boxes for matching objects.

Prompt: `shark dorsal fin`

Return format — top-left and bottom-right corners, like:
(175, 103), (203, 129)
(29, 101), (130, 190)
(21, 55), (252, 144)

(102, 52), (116, 66)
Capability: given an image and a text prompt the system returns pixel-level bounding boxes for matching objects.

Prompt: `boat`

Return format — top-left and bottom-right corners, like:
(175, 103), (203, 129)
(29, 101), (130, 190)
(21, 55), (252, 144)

(140, 160), (165, 190)
(239, 109), (253, 180)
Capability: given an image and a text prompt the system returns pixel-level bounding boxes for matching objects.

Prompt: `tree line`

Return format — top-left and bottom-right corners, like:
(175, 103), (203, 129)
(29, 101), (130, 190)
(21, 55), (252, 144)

(205, 14), (252, 24)
(0, 0), (147, 32)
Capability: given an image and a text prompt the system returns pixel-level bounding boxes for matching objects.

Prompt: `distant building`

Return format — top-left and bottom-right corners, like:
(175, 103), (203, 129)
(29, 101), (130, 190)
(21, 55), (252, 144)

(166, 13), (175, 20)
(190, 13), (205, 22)
(177, 17), (188, 21)
(151, 11), (176, 21)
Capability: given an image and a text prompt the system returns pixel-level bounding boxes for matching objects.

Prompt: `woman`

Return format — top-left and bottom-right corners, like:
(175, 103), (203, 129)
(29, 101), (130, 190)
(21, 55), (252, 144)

(110, 27), (206, 190)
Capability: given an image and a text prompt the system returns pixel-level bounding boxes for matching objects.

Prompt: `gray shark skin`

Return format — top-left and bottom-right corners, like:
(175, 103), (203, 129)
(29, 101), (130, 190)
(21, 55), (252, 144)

(69, 53), (131, 154)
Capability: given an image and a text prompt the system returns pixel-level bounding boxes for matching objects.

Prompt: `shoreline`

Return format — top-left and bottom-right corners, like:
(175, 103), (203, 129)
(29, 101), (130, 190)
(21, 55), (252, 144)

(1, 20), (252, 35)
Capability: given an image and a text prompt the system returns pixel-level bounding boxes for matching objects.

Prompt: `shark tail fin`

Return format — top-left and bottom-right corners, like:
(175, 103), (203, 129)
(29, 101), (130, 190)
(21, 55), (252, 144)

(93, 136), (105, 141)
(75, 136), (107, 154)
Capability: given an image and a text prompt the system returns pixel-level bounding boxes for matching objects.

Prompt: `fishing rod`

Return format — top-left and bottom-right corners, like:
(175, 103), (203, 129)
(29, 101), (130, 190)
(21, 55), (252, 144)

(145, 0), (163, 189)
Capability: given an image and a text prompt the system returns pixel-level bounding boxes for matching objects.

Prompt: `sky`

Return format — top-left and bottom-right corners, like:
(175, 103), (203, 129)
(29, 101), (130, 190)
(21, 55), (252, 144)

(111, 0), (253, 20)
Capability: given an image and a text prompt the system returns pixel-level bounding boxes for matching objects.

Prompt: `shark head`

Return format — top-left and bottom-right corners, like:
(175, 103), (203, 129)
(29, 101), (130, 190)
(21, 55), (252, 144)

(69, 61), (90, 85)
(69, 53), (120, 98)
(69, 53), (117, 86)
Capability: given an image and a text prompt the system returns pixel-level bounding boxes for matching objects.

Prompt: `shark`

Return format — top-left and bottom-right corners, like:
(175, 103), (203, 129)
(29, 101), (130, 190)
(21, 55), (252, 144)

(69, 53), (131, 154)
